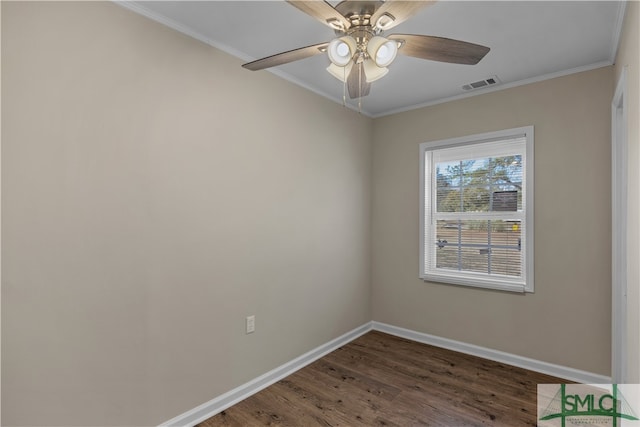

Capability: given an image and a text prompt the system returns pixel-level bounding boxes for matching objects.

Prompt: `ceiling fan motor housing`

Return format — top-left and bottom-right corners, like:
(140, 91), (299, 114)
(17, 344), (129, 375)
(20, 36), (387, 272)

(334, 0), (383, 28)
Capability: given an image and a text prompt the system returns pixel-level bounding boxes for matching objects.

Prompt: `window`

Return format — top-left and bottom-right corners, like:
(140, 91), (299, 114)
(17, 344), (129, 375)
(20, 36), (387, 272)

(419, 126), (534, 293)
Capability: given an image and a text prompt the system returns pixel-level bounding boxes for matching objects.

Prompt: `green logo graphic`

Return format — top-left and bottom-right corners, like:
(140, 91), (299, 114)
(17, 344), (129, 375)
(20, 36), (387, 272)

(539, 384), (639, 427)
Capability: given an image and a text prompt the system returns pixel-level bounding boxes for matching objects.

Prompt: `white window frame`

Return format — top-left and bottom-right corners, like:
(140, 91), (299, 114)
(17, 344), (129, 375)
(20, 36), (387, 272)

(419, 126), (534, 293)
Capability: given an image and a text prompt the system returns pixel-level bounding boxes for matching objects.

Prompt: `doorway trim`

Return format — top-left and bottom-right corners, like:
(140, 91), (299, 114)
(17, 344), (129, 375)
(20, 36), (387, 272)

(612, 66), (628, 384)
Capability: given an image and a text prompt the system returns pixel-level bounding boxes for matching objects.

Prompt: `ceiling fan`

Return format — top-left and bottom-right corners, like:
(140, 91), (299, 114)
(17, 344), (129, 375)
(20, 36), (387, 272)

(242, 0), (490, 99)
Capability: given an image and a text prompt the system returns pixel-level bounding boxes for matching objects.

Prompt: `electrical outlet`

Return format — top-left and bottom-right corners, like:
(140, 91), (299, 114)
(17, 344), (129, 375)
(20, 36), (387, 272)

(246, 315), (255, 334)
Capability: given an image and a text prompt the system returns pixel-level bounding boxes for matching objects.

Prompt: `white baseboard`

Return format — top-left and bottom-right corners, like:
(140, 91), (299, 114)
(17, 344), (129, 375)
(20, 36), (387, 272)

(159, 322), (373, 427)
(160, 320), (610, 426)
(372, 321), (611, 384)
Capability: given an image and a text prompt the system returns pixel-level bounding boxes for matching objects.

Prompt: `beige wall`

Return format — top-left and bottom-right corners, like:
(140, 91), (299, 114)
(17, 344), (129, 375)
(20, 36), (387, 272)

(371, 67), (613, 376)
(1, 2), (372, 426)
(614, 0), (640, 383)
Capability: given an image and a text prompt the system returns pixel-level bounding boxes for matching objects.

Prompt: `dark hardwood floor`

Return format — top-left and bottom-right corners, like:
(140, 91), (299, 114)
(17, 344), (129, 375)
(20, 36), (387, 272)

(198, 331), (567, 426)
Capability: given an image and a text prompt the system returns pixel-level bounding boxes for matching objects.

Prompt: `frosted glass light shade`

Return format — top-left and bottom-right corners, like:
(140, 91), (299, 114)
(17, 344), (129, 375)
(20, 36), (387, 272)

(327, 36), (357, 67)
(363, 59), (388, 82)
(326, 62), (353, 82)
(367, 36), (398, 67)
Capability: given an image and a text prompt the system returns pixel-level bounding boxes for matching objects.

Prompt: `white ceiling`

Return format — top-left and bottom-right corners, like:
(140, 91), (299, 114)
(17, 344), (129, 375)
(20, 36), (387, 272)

(120, 1), (626, 117)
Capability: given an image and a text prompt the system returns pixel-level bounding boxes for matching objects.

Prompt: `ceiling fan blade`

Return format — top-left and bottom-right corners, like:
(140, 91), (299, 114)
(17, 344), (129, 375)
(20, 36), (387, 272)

(347, 62), (371, 99)
(242, 42), (329, 71)
(370, 0), (435, 31)
(286, 1), (351, 31)
(389, 34), (490, 65)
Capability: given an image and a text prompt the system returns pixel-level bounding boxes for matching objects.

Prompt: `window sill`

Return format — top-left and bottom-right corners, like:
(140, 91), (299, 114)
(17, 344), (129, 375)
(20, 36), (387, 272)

(421, 272), (531, 293)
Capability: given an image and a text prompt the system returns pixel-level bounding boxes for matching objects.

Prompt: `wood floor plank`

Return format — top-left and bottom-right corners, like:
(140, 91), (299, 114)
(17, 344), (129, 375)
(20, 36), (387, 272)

(329, 332), (554, 421)
(197, 331), (570, 426)
(303, 358), (403, 401)
(325, 339), (508, 423)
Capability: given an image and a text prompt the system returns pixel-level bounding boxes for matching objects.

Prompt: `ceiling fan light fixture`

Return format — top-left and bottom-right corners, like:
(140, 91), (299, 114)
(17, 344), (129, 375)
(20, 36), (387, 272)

(367, 36), (398, 68)
(326, 62), (353, 82)
(363, 59), (388, 83)
(327, 36), (357, 67)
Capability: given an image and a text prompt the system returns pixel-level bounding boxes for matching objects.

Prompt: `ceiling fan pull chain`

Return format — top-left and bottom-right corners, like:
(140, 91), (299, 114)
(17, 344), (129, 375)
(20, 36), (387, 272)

(358, 63), (363, 114)
(342, 67), (347, 106)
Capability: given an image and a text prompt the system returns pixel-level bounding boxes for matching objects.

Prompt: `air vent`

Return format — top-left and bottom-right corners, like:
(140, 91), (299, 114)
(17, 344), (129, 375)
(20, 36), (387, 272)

(462, 76), (500, 91)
